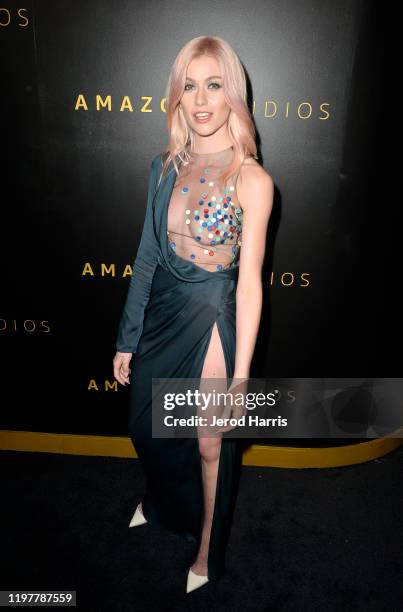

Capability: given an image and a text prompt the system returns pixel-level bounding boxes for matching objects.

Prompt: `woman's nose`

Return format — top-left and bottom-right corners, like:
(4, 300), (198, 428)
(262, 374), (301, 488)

(195, 87), (208, 106)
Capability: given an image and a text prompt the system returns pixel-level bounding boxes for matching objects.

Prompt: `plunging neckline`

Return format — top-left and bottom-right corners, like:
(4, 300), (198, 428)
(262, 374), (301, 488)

(160, 168), (239, 277)
(155, 145), (242, 277)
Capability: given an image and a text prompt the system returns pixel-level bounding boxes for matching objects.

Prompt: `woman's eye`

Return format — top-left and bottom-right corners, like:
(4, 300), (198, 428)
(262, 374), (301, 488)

(184, 82), (221, 91)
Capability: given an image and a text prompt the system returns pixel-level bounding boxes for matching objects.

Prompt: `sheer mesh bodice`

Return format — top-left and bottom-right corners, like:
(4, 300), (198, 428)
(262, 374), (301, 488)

(167, 145), (243, 272)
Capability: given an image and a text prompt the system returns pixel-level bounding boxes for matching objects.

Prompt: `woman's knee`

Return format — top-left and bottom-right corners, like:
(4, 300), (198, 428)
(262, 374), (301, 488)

(198, 436), (221, 462)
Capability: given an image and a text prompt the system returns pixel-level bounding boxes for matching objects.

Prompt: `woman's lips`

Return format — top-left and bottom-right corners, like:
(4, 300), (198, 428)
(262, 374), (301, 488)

(193, 113), (213, 124)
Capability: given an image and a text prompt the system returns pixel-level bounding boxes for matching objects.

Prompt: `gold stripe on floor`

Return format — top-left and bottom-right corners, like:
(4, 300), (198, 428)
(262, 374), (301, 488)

(0, 430), (401, 468)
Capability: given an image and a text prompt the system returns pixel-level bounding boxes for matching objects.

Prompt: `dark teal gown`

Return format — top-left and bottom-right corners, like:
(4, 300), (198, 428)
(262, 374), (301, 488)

(116, 152), (242, 581)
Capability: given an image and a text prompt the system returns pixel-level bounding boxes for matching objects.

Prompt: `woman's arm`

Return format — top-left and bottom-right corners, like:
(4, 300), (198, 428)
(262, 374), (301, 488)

(115, 153), (162, 354)
(233, 162), (274, 378)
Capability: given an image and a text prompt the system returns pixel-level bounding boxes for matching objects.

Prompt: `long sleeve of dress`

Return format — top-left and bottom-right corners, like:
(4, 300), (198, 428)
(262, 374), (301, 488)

(115, 153), (162, 354)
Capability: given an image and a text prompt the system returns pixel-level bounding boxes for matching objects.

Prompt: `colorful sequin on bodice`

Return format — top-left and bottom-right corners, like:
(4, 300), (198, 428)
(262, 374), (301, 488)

(167, 145), (243, 272)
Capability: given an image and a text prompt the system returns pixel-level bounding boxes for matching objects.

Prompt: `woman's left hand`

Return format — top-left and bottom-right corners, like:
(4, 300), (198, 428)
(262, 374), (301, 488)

(214, 377), (249, 433)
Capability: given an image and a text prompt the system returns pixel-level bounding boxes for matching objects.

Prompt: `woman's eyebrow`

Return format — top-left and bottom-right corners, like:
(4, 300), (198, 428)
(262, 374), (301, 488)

(185, 75), (223, 81)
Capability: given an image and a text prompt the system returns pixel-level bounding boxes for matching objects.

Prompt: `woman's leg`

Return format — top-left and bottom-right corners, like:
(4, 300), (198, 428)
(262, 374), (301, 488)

(192, 321), (227, 576)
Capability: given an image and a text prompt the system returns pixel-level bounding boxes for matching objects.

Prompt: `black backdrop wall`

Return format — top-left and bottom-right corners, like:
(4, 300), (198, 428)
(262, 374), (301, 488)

(2, 0), (390, 436)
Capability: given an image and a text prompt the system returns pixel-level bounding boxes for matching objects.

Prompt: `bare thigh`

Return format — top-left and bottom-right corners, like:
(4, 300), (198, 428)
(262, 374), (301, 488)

(198, 321), (227, 452)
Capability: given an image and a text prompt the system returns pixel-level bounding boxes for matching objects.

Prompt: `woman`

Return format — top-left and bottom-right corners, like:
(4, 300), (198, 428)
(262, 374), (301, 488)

(113, 35), (273, 593)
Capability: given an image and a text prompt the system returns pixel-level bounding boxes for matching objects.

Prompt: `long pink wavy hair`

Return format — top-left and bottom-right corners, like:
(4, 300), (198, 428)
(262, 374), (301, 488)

(157, 35), (257, 188)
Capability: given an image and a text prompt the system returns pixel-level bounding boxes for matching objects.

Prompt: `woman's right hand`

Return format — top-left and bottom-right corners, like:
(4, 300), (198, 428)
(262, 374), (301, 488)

(113, 351), (133, 386)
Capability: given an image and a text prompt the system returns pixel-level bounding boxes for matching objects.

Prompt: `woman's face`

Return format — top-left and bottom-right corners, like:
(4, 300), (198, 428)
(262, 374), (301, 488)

(179, 55), (231, 139)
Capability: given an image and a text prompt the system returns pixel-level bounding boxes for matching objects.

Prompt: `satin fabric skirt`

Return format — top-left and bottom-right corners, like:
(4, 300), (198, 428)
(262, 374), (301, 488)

(128, 260), (242, 581)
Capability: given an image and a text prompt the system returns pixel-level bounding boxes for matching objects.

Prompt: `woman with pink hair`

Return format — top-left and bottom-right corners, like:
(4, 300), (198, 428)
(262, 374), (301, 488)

(113, 35), (273, 593)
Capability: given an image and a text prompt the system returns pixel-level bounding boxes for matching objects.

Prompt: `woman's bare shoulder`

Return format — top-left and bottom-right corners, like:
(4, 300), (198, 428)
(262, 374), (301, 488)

(237, 156), (274, 211)
(239, 155), (273, 180)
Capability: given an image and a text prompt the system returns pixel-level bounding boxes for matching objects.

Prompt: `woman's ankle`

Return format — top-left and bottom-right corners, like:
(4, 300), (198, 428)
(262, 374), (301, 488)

(191, 556), (208, 576)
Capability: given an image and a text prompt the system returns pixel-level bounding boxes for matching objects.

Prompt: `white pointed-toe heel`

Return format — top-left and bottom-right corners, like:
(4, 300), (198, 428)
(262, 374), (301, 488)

(186, 567), (209, 593)
(129, 502), (147, 527)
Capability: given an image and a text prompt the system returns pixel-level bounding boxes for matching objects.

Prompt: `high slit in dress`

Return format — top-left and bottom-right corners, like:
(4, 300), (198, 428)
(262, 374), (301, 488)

(116, 145), (244, 580)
